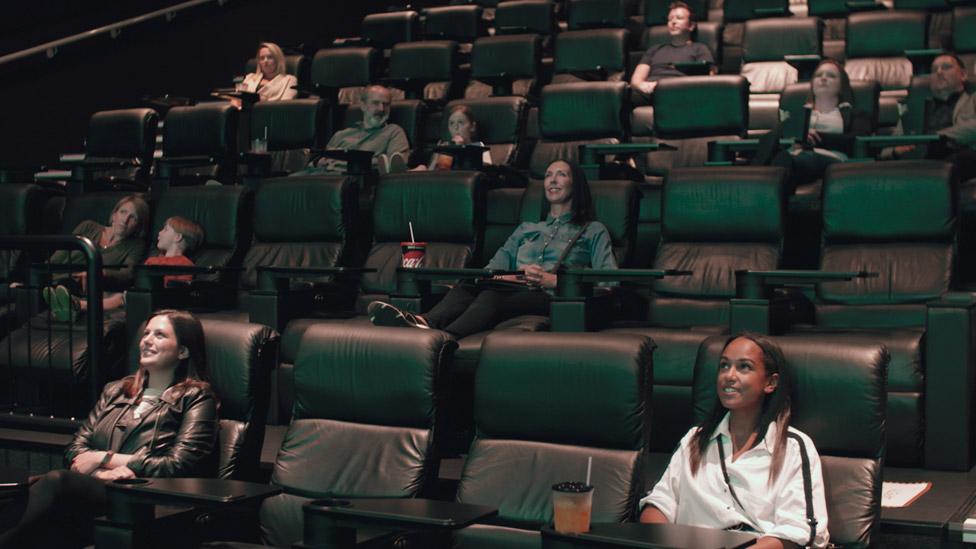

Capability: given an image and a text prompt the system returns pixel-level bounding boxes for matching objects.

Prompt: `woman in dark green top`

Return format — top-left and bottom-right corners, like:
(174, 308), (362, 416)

(49, 195), (149, 292)
(368, 159), (618, 337)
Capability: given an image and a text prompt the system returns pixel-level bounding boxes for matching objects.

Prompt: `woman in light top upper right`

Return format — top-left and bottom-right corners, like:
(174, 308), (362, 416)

(639, 334), (830, 549)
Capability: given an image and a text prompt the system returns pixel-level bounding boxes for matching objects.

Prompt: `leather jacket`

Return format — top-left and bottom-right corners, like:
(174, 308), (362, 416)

(64, 378), (218, 477)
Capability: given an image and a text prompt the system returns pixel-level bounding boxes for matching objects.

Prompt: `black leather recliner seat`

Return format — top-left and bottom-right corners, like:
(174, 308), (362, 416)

(751, 161), (971, 470)
(258, 324), (455, 547)
(452, 331), (654, 548)
(605, 166), (785, 452)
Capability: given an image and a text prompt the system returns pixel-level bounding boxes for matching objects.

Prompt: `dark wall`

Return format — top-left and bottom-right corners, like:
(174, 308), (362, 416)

(0, 0), (392, 167)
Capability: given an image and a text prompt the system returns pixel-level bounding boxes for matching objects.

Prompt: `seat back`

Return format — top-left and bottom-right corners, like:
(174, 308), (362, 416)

(162, 103), (239, 184)
(151, 185), (253, 277)
(692, 334), (887, 547)
(242, 176), (357, 291)
(468, 34), (543, 98)
(844, 11), (927, 91)
(442, 97), (530, 167)
(723, 0), (789, 23)
(423, 5), (485, 43)
(553, 28), (630, 83)
(362, 171), (486, 303)
(954, 7), (976, 70)
(458, 331), (653, 528)
(494, 0), (557, 36)
(361, 10), (419, 50)
(310, 47), (381, 106)
(648, 76), (749, 169)
(816, 161), (955, 328)
(649, 167), (784, 327)
(0, 184), (57, 285)
(86, 108), (159, 167)
(643, 0), (707, 25)
(568, 0), (632, 29)
(388, 40), (459, 102)
(741, 17), (823, 93)
(530, 82), (629, 178)
(250, 99), (326, 173)
(260, 325), (454, 547)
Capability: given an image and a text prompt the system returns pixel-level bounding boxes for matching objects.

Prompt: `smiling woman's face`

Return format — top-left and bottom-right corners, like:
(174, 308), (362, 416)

(544, 160), (574, 206)
(139, 315), (186, 372)
(717, 337), (778, 415)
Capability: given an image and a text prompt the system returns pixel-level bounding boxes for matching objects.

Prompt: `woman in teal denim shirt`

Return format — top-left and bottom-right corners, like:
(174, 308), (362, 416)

(369, 159), (617, 337)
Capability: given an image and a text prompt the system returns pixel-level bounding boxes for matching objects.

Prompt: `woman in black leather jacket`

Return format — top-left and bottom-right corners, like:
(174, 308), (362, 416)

(0, 309), (217, 548)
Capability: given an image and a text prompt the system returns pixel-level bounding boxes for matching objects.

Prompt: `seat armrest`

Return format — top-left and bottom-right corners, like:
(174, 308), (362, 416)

(332, 36), (367, 47)
(301, 498), (497, 548)
(846, 0), (886, 10)
(671, 61), (711, 76)
(735, 269), (876, 299)
(133, 264), (223, 290)
(432, 144), (490, 170)
(256, 266), (376, 292)
(708, 138), (795, 163)
(580, 143), (677, 164)
(59, 153), (86, 164)
(853, 134), (942, 159)
(95, 478), (281, 547)
(307, 148), (376, 175)
(394, 268), (521, 298)
(556, 268), (691, 298)
(551, 269), (691, 332)
(925, 292), (976, 470)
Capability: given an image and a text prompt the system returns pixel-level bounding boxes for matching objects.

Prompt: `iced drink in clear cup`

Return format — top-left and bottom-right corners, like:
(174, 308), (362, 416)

(552, 481), (593, 534)
(401, 242), (426, 269)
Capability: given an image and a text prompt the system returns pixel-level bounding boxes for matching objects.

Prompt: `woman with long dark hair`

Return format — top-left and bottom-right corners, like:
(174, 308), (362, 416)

(368, 159), (617, 337)
(639, 334), (829, 548)
(0, 309), (218, 548)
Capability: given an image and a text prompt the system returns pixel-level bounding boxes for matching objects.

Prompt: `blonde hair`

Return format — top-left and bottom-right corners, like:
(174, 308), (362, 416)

(255, 42), (287, 78)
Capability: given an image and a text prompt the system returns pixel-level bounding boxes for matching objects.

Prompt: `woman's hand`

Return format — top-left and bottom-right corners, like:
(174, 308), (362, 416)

(805, 129), (821, 146)
(523, 264), (557, 289)
(93, 466), (136, 481)
(70, 451), (105, 475)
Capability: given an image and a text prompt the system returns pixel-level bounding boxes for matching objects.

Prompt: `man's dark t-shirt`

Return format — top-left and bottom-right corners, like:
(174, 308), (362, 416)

(638, 42), (714, 81)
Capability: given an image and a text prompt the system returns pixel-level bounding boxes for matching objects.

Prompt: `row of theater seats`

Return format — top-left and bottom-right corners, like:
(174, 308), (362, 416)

(1, 156), (972, 474)
(92, 326), (886, 547)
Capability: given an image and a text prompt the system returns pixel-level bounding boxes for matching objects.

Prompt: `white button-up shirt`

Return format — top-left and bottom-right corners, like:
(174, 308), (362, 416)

(639, 414), (830, 548)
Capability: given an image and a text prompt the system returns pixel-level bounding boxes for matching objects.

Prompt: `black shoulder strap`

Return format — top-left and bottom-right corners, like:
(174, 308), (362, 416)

(550, 222), (590, 273)
(787, 432), (818, 548)
(718, 433), (818, 547)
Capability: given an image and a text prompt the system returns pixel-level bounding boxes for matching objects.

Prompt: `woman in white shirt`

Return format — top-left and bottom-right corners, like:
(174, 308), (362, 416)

(236, 42), (298, 104)
(639, 334), (830, 548)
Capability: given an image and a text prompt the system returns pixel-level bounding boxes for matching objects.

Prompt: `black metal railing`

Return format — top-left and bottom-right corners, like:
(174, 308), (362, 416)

(0, 235), (105, 426)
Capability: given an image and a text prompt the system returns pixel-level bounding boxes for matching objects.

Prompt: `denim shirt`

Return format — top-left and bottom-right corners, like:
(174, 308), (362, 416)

(485, 213), (618, 272)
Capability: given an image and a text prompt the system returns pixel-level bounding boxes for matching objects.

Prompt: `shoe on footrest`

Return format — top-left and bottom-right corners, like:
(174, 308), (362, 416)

(367, 301), (430, 329)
